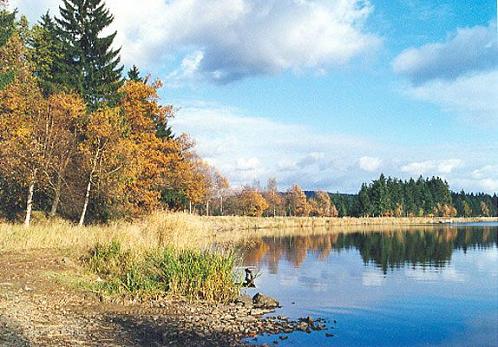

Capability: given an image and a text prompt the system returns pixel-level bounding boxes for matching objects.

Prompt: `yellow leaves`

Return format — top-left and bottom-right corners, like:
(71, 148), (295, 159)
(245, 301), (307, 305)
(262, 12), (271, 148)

(119, 80), (173, 135)
(238, 187), (268, 217)
(48, 92), (86, 122)
(287, 184), (311, 217)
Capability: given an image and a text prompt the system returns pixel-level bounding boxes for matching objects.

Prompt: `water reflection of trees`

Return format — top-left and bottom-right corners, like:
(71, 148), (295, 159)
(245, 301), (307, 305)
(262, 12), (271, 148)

(242, 227), (498, 273)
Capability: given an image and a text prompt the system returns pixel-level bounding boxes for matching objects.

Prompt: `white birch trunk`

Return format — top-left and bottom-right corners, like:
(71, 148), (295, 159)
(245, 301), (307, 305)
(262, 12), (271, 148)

(79, 148), (100, 227)
(24, 176), (36, 227)
(79, 179), (92, 226)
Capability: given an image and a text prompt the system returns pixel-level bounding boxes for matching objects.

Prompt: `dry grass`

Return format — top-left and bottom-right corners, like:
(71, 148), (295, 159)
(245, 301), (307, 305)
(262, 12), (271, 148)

(1, 212), (496, 253)
(0, 213), (217, 253)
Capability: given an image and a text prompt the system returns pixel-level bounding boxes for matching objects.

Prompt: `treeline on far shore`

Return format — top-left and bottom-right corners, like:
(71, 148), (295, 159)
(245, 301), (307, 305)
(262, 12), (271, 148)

(324, 175), (497, 218)
(213, 174), (496, 219)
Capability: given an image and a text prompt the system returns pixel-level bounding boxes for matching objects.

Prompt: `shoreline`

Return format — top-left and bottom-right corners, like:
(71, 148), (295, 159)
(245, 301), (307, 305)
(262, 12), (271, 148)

(199, 215), (498, 231)
(0, 250), (325, 347)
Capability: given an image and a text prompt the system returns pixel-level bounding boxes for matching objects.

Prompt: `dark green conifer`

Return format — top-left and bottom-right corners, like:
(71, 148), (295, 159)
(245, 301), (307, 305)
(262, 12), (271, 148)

(55, 0), (123, 108)
(127, 65), (142, 82)
(0, 5), (16, 90)
(29, 12), (64, 95)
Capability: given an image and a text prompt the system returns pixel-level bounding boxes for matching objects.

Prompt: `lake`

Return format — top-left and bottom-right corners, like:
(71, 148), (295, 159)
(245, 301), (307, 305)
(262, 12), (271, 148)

(240, 223), (498, 346)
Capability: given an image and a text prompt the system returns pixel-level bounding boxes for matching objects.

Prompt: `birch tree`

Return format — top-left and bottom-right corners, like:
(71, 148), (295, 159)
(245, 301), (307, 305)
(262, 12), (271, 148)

(78, 107), (130, 225)
(0, 32), (45, 226)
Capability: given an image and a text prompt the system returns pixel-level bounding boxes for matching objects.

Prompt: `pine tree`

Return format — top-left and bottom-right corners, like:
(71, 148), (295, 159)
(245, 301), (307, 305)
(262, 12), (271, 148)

(55, 0), (123, 108)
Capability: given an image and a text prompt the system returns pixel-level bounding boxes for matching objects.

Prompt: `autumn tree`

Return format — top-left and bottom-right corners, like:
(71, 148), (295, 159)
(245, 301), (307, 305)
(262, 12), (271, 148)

(214, 173), (230, 215)
(480, 201), (491, 217)
(286, 185), (310, 217)
(310, 191), (338, 217)
(263, 178), (283, 217)
(42, 93), (86, 217)
(77, 107), (131, 225)
(117, 80), (173, 214)
(160, 134), (208, 212)
(197, 161), (217, 216)
(0, 30), (47, 226)
(237, 187), (269, 217)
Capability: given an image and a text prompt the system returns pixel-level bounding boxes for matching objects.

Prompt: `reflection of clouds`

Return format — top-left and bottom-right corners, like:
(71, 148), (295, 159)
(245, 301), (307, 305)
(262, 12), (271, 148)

(298, 275), (329, 293)
(405, 266), (465, 283)
(475, 247), (498, 276)
(441, 267), (466, 283)
(362, 271), (386, 287)
(279, 273), (299, 288)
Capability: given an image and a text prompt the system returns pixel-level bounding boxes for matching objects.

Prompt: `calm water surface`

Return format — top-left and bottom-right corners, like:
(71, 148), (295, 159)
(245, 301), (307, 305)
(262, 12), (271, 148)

(240, 223), (498, 346)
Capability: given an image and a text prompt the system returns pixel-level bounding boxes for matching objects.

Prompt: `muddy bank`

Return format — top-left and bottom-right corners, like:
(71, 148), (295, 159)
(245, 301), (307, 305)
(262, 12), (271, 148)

(0, 250), (325, 346)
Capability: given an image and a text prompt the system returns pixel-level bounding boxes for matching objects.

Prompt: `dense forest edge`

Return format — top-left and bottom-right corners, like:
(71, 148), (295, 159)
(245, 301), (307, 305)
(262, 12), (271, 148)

(0, 1), (496, 227)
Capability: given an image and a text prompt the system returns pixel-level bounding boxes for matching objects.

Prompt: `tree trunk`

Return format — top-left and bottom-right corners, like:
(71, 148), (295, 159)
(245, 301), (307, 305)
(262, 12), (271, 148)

(79, 178), (92, 226)
(189, 201), (192, 214)
(24, 175), (36, 227)
(206, 200), (209, 216)
(220, 196), (223, 216)
(49, 174), (63, 217)
(79, 148), (100, 227)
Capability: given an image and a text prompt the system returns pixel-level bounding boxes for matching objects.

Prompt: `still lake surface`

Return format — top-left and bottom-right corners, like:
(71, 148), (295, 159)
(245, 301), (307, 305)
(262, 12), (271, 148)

(240, 223), (498, 346)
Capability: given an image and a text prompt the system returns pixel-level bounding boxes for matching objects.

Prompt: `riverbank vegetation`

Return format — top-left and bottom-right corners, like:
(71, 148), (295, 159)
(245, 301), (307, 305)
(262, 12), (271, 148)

(1, 212), (496, 253)
(84, 241), (240, 302)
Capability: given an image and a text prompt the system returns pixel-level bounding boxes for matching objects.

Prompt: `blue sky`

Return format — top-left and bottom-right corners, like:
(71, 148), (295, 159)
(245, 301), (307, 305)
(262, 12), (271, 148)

(12, 0), (498, 193)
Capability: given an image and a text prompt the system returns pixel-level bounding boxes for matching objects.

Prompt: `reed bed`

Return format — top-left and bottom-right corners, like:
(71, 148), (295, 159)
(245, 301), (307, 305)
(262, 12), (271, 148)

(84, 241), (240, 302)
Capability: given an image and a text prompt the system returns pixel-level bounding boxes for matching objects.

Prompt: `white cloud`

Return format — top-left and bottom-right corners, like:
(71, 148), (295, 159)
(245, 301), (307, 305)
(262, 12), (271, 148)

(404, 70), (498, 123)
(437, 159), (463, 174)
(11, 0), (381, 83)
(169, 102), (498, 193)
(400, 159), (462, 176)
(393, 23), (498, 123)
(393, 23), (498, 84)
(170, 102), (375, 190)
(471, 165), (498, 180)
(166, 51), (204, 87)
(400, 160), (435, 176)
(358, 156), (382, 172)
(478, 179), (498, 192)
(236, 157), (261, 172)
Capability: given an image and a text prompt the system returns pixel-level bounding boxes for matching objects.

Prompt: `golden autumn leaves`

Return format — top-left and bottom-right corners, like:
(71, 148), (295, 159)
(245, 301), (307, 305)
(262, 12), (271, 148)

(0, 31), (217, 225)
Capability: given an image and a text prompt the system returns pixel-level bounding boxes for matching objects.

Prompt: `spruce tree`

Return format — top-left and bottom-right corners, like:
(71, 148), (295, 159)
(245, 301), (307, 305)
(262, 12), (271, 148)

(127, 65), (142, 82)
(55, 0), (123, 108)
(0, 2), (15, 90)
(30, 12), (64, 95)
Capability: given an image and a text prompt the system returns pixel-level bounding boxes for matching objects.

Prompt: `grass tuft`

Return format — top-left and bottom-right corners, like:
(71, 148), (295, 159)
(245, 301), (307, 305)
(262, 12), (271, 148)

(83, 241), (241, 302)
